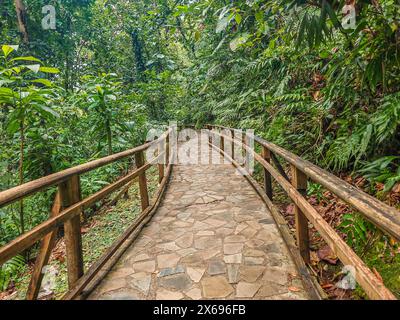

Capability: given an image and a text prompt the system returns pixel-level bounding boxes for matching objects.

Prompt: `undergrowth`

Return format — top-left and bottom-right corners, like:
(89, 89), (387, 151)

(6, 166), (159, 300)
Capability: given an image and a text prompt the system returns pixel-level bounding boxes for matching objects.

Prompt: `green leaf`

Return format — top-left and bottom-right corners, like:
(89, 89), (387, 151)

(229, 33), (249, 51)
(255, 11), (264, 23)
(39, 66), (60, 74)
(324, 1), (341, 29)
(0, 87), (15, 99)
(30, 79), (53, 87)
(6, 119), (19, 134)
(10, 56), (41, 63)
(2, 45), (18, 58)
(194, 30), (201, 42)
(234, 13), (242, 25)
(0, 79), (15, 86)
(37, 105), (59, 118)
(384, 176), (400, 192)
(319, 50), (330, 59)
(296, 14), (308, 49)
(342, 214), (354, 220)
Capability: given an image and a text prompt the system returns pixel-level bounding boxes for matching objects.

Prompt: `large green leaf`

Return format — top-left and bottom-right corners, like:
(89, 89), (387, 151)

(39, 66), (60, 74)
(30, 79), (53, 87)
(1, 45), (18, 58)
(36, 105), (60, 118)
(10, 56), (42, 63)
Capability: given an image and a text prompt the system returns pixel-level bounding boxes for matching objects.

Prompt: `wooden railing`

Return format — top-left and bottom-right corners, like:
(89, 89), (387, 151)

(0, 129), (172, 300)
(207, 125), (399, 300)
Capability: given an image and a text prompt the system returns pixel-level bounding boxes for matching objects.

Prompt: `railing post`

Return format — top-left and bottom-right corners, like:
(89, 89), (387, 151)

(158, 163), (165, 184)
(26, 192), (61, 300)
(262, 146), (273, 200)
(59, 175), (84, 288)
(158, 139), (165, 183)
(290, 165), (310, 264)
(221, 130), (225, 154)
(231, 129), (235, 161)
(165, 134), (170, 166)
(135, 151), (149, 210)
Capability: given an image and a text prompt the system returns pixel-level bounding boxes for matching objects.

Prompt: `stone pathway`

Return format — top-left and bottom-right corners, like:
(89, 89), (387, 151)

(88, 141), (309, 300)
(89, 137), (307, 300)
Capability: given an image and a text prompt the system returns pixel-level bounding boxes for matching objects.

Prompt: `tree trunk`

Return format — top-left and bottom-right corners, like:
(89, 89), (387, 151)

(131, 30), (146, 81)
(14, 0), (29, 43)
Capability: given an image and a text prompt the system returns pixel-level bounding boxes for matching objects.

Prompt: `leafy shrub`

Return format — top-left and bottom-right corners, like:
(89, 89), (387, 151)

(0, 255), (25, 291)
(358, 156), (400, 193)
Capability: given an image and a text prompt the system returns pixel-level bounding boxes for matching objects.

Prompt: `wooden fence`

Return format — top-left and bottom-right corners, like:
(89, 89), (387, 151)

(0, 129), (172, 300)
(207, 125), (398, 300)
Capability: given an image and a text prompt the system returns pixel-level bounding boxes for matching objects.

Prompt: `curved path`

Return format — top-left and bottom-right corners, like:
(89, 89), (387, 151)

(88, 142), (308, 300)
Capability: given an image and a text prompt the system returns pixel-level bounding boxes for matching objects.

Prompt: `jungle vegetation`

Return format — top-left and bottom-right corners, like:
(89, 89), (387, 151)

(0, 0), (399, 299)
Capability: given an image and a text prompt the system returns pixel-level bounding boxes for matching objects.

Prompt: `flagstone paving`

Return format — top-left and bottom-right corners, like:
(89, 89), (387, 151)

(89, 141), (309, 300)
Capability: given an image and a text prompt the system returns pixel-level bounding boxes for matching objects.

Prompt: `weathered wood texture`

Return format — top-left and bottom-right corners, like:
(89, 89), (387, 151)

(0, 130), (170, 300)
(0, 162), (153, 265)
(211, 128), (396, 300)
(63, 163), (173, 300)
(291, 165), (310, 264)
(26, 192), (61, 300)
(59, 175), (84, 288)
(212, 125), (400, 242)
(0, 131), (170, 208)
(262, 146), (273, 200)
(135, 151), (149, 210)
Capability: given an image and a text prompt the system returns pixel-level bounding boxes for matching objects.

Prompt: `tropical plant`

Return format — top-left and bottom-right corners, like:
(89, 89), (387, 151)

(358, 156), (400, 193)
(0, 254), (25, 291)
(80, 73), (122, 156)
(0, 45), (59, 234)
(339, 213), (375, 253)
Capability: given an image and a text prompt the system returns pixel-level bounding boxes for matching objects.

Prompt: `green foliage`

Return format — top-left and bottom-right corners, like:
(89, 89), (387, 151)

(307, 182), (325, 201)
(358, 156), (400, 192)
(80, 73), (122, 155)
(0, 0), (399, 299)
(175, 0), (399, 173)
(0, 45), (60, 129)
(339, 213), (374, 252)
(0, 255), (25, 291)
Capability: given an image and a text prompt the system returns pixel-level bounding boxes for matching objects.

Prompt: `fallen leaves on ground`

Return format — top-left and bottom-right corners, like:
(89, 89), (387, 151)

(51, 239), (66, 264)
(317, 245), (338, 265)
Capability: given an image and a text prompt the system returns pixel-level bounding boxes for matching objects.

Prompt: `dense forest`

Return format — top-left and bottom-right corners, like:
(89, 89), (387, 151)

(0, 0), (399, 299)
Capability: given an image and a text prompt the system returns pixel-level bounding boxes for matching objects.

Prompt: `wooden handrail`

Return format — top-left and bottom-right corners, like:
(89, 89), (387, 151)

(0, 162), (153, 265)
(208, 126), (397, 300)
(63, 160), (174, 300)
(0, 130), (170, 300)
(0, 129), (170, 208)
(210, 125), (400, 241)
